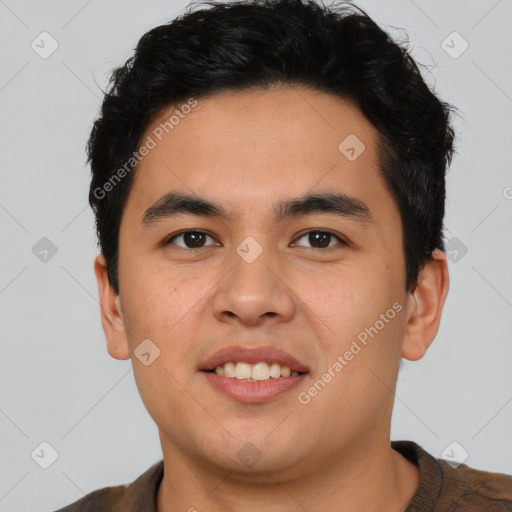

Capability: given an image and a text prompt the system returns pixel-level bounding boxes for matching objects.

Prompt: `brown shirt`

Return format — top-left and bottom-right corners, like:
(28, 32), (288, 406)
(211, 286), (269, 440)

(54, 441), (512, 511)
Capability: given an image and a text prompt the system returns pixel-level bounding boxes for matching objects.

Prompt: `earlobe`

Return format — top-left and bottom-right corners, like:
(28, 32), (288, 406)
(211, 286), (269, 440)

(93, 253), (131, 360)
(401, 249), (450, 361)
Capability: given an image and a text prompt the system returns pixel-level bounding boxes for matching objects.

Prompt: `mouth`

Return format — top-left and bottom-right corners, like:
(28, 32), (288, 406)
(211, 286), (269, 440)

(199, 345), (310, 403)
(202, 362), (307, 381)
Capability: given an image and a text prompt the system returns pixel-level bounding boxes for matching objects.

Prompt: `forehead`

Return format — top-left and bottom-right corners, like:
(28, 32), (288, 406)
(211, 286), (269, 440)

(123, 86), (393, 226)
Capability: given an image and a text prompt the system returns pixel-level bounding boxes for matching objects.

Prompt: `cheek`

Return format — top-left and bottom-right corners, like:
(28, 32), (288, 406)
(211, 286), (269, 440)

(308, 260), (405, 356)
(130, 358), (198, 437)
(119, 265), (180, 349)
(121, 272), (204, 370)
(122, 282), (164, 331)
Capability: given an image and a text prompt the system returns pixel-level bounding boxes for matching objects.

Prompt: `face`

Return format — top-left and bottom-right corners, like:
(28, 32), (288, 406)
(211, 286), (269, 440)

(96, 86), (446, 480)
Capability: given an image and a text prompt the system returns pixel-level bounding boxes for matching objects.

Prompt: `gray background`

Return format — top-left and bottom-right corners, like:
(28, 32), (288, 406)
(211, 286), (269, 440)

(0, 0), (511, 510)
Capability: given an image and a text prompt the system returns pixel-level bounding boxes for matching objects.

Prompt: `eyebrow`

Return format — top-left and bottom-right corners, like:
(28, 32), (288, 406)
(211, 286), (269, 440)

(141, 190), (373, 227)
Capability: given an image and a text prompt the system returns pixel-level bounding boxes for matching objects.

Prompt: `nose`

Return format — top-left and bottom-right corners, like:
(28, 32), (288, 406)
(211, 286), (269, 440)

(211, 241), (296, 328)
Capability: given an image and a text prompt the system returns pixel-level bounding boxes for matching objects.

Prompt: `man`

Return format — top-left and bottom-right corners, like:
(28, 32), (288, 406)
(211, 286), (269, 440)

(55, 0), (512, 510)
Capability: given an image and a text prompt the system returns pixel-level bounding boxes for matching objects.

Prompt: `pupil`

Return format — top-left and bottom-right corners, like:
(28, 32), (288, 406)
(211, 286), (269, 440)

(185, 231), (205, 248)
(310, 231), (329, 248)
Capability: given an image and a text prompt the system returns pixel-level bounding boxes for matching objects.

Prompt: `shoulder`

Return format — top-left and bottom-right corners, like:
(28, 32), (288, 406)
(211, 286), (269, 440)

(392, 440), (512, 511)
(52, 460), (164, 512)
(53, 485), (128, 512)
(438, 459), (512, 511)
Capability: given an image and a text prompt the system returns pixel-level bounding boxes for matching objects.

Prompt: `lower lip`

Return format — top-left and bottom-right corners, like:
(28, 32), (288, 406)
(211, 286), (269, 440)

(201, 371), (308, 403)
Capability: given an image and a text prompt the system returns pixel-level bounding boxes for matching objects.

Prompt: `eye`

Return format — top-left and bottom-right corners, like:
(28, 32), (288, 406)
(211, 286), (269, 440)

(293, 230), (346, 250)
(165, 230), (217, 250)
(164, 229), (347, 251)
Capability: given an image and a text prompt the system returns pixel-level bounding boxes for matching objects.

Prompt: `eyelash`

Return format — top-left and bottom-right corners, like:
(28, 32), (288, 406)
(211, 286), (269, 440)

(164, 229), (347, 251)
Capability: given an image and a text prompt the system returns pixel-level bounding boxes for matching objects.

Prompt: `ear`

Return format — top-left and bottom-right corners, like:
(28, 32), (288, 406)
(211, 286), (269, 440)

(93, 253), (131, 360)
(401, 249), (450, 361)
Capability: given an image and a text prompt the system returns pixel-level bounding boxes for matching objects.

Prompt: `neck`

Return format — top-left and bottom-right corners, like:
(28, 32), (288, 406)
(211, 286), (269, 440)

(156, 434), (420, 512)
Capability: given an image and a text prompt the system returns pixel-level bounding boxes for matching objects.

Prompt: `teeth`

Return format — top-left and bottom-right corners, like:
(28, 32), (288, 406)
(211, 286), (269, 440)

(252, 362), (270, 380)
(270, 363), (281, 378)
(212, 361), (303, 380)
(223, 362), (236, 378)
(235, 362), (252, 380)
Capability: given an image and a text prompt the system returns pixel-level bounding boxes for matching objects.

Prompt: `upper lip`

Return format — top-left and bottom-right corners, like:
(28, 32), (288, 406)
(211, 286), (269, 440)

(199, 345), (310, 373)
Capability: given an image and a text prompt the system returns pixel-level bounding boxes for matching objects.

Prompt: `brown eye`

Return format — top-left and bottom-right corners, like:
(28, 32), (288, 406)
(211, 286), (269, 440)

(166, 231), (216, 249)
(294, 230), (345, 249)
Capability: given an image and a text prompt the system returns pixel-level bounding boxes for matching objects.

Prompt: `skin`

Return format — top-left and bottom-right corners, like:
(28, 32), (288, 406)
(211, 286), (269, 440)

(94, 85), (449, 512)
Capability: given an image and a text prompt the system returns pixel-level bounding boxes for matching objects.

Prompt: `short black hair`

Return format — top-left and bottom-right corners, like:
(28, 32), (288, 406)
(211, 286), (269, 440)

(87, 0), (456, 295)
